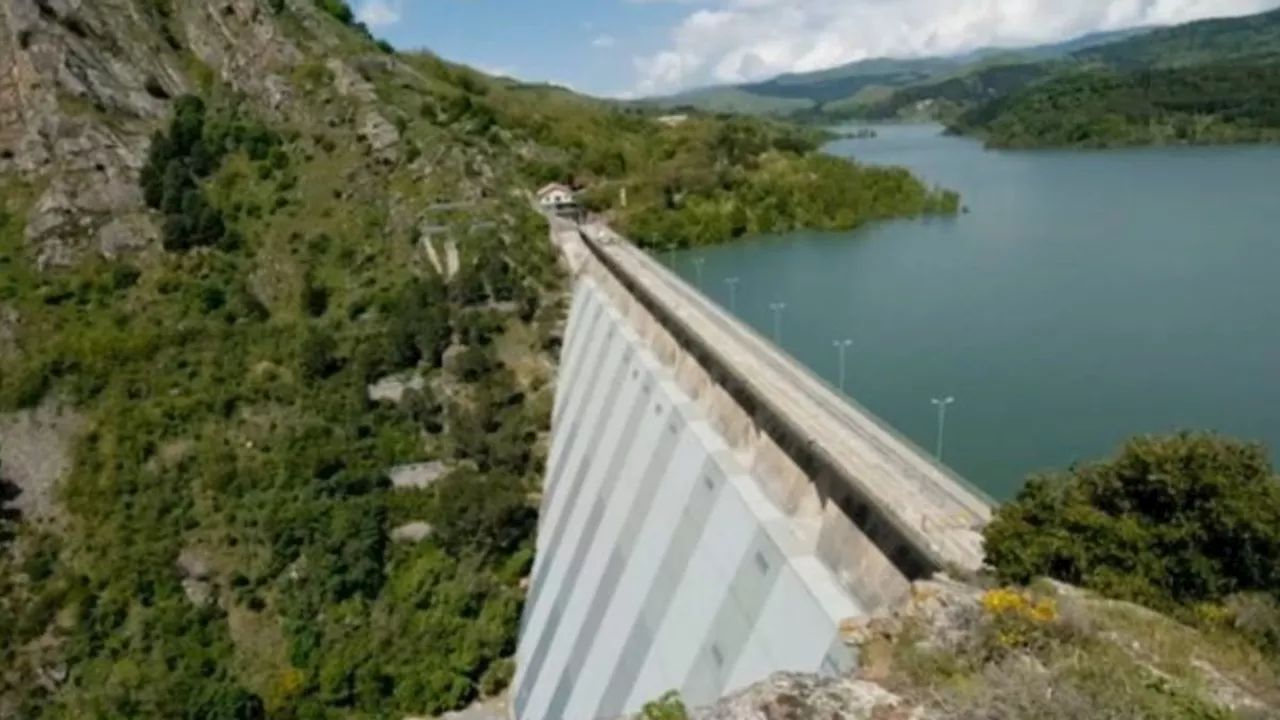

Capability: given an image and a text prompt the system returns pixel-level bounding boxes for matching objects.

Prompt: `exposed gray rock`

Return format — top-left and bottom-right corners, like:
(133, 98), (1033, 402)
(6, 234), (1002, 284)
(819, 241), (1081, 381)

(359, 110), (400, 163)
(388, 461), (447, 490)
(682, 672), (922, 720)
(0, 401), (83, 524)
(182, 577), (213, 607)
(391, 521), (433, 543)
(327, 58), (378, 102)
(96, 213), (157, 259)
(176, 548), (211, 580)
(0, 0), (172, 266)
(367, 372), (425, 403)
(179, 0), (303, 113)
(838, 574), (982, 656)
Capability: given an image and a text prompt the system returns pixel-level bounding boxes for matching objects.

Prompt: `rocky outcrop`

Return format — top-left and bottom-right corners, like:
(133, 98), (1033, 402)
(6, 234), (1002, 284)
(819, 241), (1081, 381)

(0, 0), (187, 265)
(689, 673), (921, 720)
(662, 575), (1280, 720)
(177, 0), (303, 111)
(0, 0), (346, 266)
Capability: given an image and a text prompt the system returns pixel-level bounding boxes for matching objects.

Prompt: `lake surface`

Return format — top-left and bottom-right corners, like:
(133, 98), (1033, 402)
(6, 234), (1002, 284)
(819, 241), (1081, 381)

(665, 124), (1280, 500)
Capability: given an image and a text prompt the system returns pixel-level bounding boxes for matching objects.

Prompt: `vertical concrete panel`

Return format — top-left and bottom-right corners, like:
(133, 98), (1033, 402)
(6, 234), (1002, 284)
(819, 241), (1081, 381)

(627, 466), (742, 712)
(535, 312), (625, 545)
(723, 628), (776, 695)
(678, 526), (785, 706)
(567, 405), (708, 719)
(543, 290), (607, 487)
(753, 567), (843, 673)
(516, 334), (643, 644)
(538, 328), (634, 538)
(513, 321), (638, 698)
(529, 385), (679, 720)
(518, 374), (677, 720)
(550, 281), (598, 422)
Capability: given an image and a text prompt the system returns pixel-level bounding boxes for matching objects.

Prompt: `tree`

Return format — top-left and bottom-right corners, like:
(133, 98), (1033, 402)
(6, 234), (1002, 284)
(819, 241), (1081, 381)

(984, 432), (1280, 612)
(1, 460), (20, 548)
(298, 328), (341, 381)
(428, 472), (535, 563)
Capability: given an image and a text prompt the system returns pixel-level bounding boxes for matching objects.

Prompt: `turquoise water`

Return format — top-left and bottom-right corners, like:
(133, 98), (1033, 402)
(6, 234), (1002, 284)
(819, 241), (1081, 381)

(666, 125), (1280, 500)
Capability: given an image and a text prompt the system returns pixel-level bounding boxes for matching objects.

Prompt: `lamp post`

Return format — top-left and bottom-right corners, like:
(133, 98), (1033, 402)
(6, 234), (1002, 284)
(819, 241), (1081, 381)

(724, 276), (740, 313)
(930, 396), (955, 462)
(833, 339), (852, 394)
(769, 302), (786, 344)
(692, 257), (705, 289)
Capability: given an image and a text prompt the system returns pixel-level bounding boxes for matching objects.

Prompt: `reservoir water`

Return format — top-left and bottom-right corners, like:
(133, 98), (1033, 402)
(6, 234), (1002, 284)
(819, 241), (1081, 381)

(665, 124), (1280, 500)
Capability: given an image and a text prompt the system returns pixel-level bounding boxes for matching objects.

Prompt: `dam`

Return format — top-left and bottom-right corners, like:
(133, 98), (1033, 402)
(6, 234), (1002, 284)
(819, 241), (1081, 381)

(510, 218), (992, 719)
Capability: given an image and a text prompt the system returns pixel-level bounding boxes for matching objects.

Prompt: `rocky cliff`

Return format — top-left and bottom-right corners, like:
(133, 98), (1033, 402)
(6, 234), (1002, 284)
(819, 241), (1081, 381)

(0, 0), (499, 269)
(658, 576), (1279, 720)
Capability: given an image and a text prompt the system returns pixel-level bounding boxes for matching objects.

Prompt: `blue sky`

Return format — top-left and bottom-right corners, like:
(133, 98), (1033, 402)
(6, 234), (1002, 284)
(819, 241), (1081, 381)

(354, 0), (1279, 99)
(355, 0), (689, 97)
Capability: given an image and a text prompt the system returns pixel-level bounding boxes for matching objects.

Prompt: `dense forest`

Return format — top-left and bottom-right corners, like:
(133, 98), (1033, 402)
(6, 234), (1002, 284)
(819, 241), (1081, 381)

(950, 63), (1280, 148)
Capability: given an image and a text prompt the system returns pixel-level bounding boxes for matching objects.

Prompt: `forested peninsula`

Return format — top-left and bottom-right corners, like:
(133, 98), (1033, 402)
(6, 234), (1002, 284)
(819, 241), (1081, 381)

(950, 64), (1280, 149)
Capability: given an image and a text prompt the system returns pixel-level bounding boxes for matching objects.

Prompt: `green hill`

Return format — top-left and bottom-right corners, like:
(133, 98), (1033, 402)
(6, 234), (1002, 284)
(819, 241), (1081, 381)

(855, 7), (1280, 126)
(950, 63), (1280, 148)
(642, 27), (1151, 119)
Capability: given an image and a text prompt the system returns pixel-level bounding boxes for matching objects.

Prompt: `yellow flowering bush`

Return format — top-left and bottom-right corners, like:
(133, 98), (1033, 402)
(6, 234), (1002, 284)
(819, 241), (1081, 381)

(980, 587), (1059, 652)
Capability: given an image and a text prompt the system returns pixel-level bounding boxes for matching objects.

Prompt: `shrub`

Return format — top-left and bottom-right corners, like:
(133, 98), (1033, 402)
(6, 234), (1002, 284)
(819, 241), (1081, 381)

(478, 657), (513, 697)
(984, 432), (1280, 612)
(314, 0), (353, 24)
(428, 471), (535, 563)
(642, 691), (689, 720)
(298, 327), (341, 380)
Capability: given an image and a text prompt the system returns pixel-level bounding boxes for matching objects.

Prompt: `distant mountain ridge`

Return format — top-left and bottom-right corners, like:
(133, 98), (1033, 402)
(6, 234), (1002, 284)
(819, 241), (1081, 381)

(643, 26), (1155, 116)
(857, 6), (1280, 125)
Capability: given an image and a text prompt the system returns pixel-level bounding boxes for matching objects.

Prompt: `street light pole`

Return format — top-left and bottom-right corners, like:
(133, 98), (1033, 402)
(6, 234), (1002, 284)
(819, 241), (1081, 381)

(931, 396), (955, 462)
(724, 276), (740, 313)
(769, 302), (786, 344)
(692, 257), (705, 289)
(833, 339), (852, 394)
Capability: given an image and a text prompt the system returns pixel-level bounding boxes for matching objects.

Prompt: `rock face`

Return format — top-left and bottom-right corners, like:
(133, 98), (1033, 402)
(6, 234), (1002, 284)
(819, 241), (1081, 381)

(0, 0), (182, 265)
(688, 673), (918, 720)
(657, 575), (1280, 720)
(0, 0), (377, 266)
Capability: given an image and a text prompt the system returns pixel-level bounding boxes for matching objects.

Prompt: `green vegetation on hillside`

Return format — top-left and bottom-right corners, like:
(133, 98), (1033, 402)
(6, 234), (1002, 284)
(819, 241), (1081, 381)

(0, 0), (970, 715)
(0, 83), (563, 716)
(855, 8), (1280, 144)
(554, 117), (960, 249)
(950, 64), (1280, 148)
(639, 27), (1156, 124)
(985, 432), (1280, 658)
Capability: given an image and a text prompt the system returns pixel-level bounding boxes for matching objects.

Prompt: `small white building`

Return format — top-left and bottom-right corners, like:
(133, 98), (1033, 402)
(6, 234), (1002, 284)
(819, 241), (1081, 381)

(536, 182), (580, 219)
(537, 182), (574, 207)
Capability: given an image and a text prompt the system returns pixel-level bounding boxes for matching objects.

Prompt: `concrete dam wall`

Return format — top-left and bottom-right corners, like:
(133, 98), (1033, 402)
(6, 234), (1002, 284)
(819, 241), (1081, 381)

(511, 277), (859, 720)
(511, 221), (992, 719)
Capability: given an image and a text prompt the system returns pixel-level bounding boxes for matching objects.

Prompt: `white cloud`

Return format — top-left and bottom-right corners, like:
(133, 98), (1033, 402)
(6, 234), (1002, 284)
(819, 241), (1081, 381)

(356, 0), (402, 27)
(632, 0), (1280, 95)
(592, 34), (619, 48)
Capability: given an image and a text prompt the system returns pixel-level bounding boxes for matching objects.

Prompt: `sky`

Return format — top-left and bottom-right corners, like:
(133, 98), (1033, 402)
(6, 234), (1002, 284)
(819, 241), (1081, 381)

(355, 0), (1280, 98)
